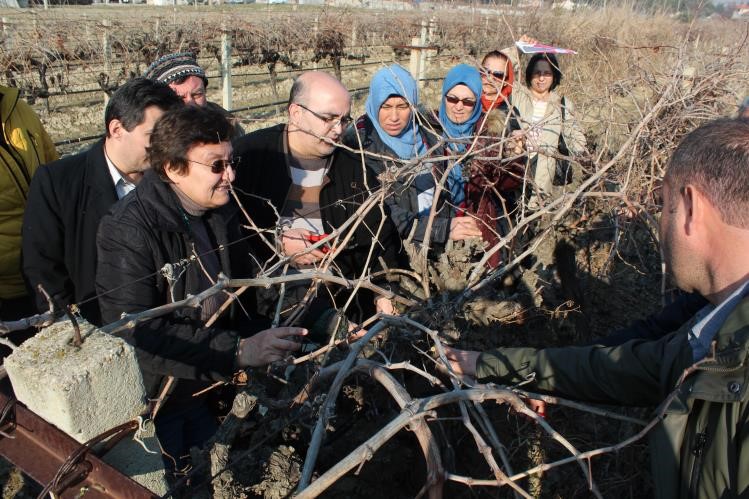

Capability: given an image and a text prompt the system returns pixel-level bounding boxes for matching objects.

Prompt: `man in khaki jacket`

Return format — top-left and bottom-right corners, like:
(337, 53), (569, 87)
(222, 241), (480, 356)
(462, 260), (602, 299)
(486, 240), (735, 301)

(446, 118), (749, 498)
(0, 86), (58, 320)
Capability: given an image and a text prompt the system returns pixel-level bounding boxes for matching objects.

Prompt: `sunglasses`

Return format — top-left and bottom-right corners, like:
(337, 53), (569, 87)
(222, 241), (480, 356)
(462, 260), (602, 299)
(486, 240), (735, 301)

(445, 95), (477, 108)
(482, 68), (506, 80)
(188, 158), (240, 174)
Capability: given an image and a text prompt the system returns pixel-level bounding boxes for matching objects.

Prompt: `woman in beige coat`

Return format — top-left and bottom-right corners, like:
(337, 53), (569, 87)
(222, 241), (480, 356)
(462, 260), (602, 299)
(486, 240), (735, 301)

(512, 52), (586, 207)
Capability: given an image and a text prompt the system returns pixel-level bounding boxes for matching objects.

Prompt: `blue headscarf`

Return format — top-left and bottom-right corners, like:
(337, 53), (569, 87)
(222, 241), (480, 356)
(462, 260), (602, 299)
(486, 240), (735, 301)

(439, 64), (483, 208)
(439, 64), (483, 150)
(365, 65), (427, 160)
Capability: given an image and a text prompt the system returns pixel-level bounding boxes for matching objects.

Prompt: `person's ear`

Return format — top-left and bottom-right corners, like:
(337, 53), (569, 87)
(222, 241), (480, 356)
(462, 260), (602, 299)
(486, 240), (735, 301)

(682, 184), (708, 236)
(163, 162), (181, 183)
(288, 103), (302, 126)
(107, 118), (124, 139)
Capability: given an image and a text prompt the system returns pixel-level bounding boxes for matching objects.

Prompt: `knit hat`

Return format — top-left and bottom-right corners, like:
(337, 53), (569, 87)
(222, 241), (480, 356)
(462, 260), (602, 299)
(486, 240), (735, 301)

(143, 52), (208, 87)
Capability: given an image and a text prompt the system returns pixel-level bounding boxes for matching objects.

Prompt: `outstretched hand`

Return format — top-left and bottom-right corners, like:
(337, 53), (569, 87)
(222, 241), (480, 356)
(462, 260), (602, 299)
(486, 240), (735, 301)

(517, 34), (539, 45)
(442, 345), (480, 377)
(449, 217), (483, 241)
(237, 327), (307, 368)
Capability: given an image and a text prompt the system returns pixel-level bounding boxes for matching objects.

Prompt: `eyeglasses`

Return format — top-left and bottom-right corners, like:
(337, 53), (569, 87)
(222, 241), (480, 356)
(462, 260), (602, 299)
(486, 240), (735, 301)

(482, 68), (506, 80)
(296, 103), (352, 129)
(445, 95), (477, 108)
(188, 158), (239, 174)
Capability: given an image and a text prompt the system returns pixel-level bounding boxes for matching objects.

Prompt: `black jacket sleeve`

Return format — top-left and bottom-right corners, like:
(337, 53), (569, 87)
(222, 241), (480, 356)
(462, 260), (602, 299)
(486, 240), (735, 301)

(96, 215), (239, 383)
(22, 165), (74, 311)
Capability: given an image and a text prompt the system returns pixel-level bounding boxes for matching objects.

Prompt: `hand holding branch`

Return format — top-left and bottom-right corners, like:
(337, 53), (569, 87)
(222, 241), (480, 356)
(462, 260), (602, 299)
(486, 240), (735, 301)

(237, 327), (307, 367)
(281, 228), (327, 266)
(449, 217), (483, 241)
(443, 345), (480, 376)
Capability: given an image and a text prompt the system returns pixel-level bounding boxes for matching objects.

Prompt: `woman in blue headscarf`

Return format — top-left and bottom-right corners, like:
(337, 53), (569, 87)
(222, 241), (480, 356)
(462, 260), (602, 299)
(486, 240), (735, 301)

(438, 64), (527, 269)
(345, 64), (481, 250)
(438, 63), (484, 209)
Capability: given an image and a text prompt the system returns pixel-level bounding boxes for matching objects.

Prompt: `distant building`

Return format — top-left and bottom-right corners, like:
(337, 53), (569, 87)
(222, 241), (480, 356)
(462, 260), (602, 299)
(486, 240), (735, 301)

(733, 3), (749, 17)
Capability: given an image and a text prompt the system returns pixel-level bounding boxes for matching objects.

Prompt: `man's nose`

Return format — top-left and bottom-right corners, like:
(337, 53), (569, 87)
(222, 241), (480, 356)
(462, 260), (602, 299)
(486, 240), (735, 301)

(328, 121), (344, 135)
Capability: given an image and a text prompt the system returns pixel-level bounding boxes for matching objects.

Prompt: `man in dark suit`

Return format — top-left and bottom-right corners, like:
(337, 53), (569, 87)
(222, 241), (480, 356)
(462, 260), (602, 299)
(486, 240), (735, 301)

(22, 77), (181, 325)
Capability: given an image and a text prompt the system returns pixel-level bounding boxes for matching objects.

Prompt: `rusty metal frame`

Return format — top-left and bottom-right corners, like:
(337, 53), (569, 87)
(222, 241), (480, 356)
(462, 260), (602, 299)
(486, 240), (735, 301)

(0, 388), (158, 499)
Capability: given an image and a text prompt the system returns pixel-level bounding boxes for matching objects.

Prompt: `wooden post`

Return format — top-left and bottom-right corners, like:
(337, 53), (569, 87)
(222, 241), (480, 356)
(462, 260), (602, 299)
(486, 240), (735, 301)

(1, 18), (10, 51)
(312, 16), (319, 70)
(417, 19), (427, 88)
(408, 37), (420, 83)
(350, 22), (357, 47)
(427, 17), (437, 66)
(221, 25), (232, 112)
(102, 19), (112, 106)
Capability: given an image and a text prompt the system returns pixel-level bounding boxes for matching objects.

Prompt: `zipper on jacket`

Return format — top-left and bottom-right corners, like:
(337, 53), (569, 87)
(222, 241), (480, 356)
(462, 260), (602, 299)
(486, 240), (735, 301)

(696, 356), (745, 374)
(27, 133), (42, 172)
(688, 431), (708, 498)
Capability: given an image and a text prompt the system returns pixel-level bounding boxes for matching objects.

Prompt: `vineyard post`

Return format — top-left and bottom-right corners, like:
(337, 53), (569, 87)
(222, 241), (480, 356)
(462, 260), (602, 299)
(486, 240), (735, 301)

(409, 36), (421, 87)
(221, 25), (233, 112)
(1, 18), (10, 51)
(418, 19), (427, 87)
(427, 17), (437, 66)
(102, 19), (112, 106)
(313, 16), (319, 70)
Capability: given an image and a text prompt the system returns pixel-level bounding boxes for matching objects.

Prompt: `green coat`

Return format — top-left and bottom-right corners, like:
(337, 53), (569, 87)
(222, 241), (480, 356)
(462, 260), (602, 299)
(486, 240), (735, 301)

(0, 86), (58, 299)
(476, 297), (749, 499)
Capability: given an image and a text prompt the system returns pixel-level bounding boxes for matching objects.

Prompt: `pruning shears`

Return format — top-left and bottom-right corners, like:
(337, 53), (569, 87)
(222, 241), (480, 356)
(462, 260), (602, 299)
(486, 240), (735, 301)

(307, 233), (332, 254)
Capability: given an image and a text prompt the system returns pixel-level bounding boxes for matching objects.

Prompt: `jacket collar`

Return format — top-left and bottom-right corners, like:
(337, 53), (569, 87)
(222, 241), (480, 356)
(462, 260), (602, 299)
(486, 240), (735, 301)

(680, 296), (749, 404)
(85, 139), (119, 203)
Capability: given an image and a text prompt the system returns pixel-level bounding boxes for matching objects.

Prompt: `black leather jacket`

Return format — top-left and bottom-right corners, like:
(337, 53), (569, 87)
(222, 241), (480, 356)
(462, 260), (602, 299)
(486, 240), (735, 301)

(96, 169), (264, 398)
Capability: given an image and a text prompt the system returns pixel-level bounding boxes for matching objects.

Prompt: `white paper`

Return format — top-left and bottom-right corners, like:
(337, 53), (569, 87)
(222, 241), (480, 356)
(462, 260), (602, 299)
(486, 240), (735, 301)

(515, 41), (577, 55)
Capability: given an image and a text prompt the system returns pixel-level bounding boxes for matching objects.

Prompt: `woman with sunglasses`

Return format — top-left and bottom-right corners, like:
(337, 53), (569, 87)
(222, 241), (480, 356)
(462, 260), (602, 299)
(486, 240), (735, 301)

(438, 64), (526, 268)
(480, 50), (515, 113)
(438, 64), (484, 211)
(96, 105), (306, 472)
(513, 52), (587, 206)
(346, 64), (481, 258)
(479, 34), (540, 113)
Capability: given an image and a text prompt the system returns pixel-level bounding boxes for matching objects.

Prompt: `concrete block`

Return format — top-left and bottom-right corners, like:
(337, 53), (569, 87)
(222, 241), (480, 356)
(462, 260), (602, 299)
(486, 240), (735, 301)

(102, 418), (169, 495)
(5, 318), (148, 443)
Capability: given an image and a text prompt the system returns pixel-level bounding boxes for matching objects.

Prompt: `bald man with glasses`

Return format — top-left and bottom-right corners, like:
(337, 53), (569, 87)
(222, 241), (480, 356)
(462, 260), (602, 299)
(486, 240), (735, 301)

(232, 71), (402, 332)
